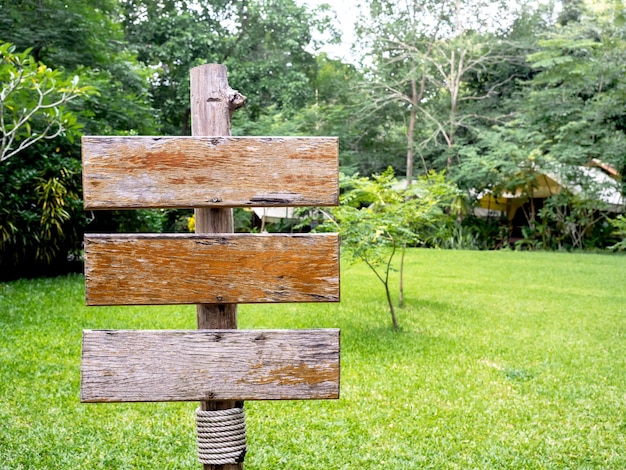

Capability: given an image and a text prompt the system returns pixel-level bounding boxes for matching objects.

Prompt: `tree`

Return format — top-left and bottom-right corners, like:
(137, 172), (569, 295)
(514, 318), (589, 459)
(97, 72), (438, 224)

(120, 0), (326, 135)
(457, 1), (626, 247)
(0, 0), (121, 68)
(119, 0), (235, 135)
(320, 168), (458, 330)
(0, 0), (158, 276)
(0, 0), (160, 137)
(538, 185), (611, 250)
(0, 43), (92, 162)
(522, 5), (626, 177)
(355, 0), (526, 181)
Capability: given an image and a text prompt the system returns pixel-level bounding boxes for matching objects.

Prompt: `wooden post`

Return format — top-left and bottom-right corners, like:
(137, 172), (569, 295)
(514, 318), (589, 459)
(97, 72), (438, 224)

(191, 64), (246, 470)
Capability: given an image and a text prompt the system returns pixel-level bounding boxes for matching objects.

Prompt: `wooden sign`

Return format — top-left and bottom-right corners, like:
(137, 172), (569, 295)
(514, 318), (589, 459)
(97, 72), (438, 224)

(81, 329), (340, 402)
(84, 233), (340, 306)
(82, 136), (338, 209)
(80, 64), (341, 469)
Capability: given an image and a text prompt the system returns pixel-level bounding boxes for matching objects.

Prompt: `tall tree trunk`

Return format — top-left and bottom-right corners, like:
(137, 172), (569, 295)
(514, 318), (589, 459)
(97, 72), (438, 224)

(363, 244), (399, 331)
(406, 79), (417, 186)
(399, 244), (406, 308)
(385, 280), (399, 331)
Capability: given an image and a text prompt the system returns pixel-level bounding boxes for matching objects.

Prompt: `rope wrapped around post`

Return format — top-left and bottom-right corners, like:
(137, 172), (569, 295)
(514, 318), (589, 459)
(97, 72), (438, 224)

(196, 407), (247, 465)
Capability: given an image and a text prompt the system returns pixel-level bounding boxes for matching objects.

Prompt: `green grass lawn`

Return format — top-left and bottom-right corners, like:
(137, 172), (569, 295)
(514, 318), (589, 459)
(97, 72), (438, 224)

(2, 249), (626, 469)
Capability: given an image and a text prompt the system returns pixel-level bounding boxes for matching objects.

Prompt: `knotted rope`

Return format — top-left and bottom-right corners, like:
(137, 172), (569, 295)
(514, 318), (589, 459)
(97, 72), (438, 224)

(196, 407), (247, 465)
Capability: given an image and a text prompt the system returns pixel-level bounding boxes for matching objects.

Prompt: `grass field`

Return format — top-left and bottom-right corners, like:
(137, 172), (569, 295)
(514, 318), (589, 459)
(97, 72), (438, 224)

(1, 249), (626, 469)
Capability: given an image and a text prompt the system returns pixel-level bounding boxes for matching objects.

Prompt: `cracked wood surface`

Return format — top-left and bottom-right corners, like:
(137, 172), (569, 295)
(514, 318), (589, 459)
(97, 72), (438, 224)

(80, 329), (340, 402)
(84, 233), (340, 306)
(82, 136), (338, 209)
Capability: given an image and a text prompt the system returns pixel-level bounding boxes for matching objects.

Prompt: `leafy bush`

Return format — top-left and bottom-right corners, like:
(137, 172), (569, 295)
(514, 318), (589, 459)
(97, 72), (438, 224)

(609, 215), (626, 252)
(0, 141), (84, 279)
(0, 42), (93, 162)
(426, 215), (510, 250)
(513, 191), (615, 251)
(538, 190), (609, 250)
(0, 38), (161, 279)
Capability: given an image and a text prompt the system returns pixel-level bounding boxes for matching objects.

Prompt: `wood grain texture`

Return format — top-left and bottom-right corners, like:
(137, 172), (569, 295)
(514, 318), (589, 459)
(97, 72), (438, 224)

(82, 136), (339, 209)
(80, 329), (340, 402)
(84, 233), (340, 306)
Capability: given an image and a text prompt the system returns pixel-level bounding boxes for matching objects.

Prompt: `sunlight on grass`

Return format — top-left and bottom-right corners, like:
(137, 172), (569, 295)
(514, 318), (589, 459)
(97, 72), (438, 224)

(1, 250), (626, 468)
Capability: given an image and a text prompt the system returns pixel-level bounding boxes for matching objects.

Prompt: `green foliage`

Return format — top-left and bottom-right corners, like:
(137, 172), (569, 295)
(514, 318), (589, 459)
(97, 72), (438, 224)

(2, 0), (625, 277)
(609, 214), (626, 251)
(320, 168), (459, 329)
(457, 6), (626, 245)
(0, 0), (122, 69)
(120, 0), (323, 134)
(0, 0), (158, 136)
(223, 0), (318, 120)
(523, 15), (626, 171)
(330, 169), (459, 257)
(36, 168), (76, 263)
(354, 0), (624, 252)
(232, 53), (406, 177)
(0, 1), (160, 275)
(428, 215), (510, 250)
(0, 144), (84, 278)
(86, 210), (169, 234)
(0, 42), (94, 162)
(119, 0), (234, 134)
(331, 169), (416, 263)
(538, 190), (610, 250)
(356, 0), (533, 179)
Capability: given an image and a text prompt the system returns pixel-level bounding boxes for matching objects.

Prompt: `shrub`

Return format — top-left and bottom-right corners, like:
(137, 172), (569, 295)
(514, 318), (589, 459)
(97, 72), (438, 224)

(0, 141), (84, 279)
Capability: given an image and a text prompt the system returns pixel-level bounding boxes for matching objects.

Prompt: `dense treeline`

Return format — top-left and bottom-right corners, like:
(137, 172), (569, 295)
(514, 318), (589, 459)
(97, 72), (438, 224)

(0, 0), (625, 278)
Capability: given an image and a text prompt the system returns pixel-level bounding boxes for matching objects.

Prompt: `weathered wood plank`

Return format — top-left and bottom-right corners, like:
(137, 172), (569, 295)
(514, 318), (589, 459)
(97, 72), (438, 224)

(81, 329), (340, 402)
(84, 233), (340, 306)
(82, 136), (338, 209)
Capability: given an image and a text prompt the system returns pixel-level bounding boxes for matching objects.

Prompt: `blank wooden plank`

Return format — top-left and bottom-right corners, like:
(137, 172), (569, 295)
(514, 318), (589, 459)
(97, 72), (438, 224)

(84, 233), (339, 306)
(81, 329), (340, 402)
(82, 136), (338, 209)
